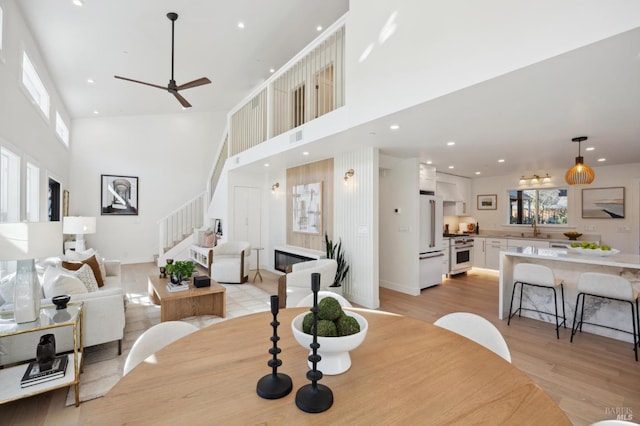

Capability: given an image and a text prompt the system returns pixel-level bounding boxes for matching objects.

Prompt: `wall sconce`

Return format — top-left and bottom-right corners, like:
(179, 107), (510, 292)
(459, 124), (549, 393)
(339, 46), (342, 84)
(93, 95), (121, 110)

(271, 182), (280, 193)
(344, 169), (355, 183)
(518, 173), (551, 185)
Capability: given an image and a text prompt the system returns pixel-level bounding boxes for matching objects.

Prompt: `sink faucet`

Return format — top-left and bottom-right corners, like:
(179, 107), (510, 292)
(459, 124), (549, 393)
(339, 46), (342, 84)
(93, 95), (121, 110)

(532, 221), (540, 237)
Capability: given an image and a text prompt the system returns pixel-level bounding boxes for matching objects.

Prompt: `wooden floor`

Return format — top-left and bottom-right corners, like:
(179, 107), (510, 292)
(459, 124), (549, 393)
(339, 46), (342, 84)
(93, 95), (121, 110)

(1, 265), (638, 425)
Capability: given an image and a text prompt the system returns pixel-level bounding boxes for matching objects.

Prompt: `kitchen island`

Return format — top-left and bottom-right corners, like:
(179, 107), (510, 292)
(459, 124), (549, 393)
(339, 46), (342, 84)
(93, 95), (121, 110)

(499, 247), (640, 342)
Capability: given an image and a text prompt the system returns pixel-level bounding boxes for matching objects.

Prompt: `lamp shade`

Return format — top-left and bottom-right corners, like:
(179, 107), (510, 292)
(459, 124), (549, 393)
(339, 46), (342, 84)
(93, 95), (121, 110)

(565, 158), (595, 185)
(0, 222), (63, 261)
(63, 216), (96, 235)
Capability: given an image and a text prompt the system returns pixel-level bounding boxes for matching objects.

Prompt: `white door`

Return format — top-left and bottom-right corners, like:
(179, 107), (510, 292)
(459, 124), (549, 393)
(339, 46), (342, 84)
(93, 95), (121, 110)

(233, 186), (261, 268)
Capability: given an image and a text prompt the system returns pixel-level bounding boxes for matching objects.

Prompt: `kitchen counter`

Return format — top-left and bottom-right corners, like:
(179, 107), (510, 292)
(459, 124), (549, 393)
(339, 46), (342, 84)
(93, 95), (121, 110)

(478, 233), (601, 245)
(498, 247), (640, 343)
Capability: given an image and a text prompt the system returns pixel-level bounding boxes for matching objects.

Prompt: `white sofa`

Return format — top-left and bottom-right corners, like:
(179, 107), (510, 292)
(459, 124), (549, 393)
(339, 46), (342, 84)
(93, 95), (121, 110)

(210, 241), (251, 284)
(277, 259), (338, 308)
(0, 253), (125, 366)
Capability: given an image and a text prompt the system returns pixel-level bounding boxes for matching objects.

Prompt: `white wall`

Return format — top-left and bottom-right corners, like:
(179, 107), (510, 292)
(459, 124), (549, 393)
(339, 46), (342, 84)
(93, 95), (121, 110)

(70, 112), (222, 262)
(345, 0), (640, 127)
(379, 156), (420, 295)
(471, 163), (640, 254)
(0, 0), (71, 220)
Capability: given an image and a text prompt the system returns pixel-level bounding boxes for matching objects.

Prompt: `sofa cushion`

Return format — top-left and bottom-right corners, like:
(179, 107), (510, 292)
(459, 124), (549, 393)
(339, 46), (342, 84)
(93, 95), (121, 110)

(45, 264), (99, 293)
(43, 274), (88, 299)
(62, 254), (104, 287)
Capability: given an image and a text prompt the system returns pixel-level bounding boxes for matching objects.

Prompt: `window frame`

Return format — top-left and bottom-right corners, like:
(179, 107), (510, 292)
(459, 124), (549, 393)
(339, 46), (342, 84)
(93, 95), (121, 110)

(25, 161), (40, 222)
(55, 111), (70, 146)
(21, 50), (50, 120)
(508, 187), (569, 226)
(1, 146), (21, 223)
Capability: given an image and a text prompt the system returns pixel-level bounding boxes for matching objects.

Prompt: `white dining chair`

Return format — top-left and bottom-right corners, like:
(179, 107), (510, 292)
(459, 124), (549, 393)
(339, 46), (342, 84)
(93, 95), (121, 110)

(434, 312), (512, 362)
(590, 420), (640, 426)
(296, 290), (352, 308)
(123, 321), (199, 376)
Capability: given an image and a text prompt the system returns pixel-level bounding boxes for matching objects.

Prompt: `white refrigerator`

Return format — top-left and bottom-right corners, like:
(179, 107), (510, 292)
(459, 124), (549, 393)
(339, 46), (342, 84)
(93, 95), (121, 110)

(419, 193), (444, 289)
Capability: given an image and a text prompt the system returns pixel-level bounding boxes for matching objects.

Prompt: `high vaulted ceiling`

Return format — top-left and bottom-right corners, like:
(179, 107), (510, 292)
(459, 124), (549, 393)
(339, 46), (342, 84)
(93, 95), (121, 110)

(16, 1), (640, 178)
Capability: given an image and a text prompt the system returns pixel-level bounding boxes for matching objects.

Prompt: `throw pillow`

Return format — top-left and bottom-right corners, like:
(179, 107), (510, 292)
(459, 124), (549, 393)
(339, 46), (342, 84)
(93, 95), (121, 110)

(43, 274), (88, 299)
(60, 264), (100, 293)
(62, 255), (104, 287)
(202, 232), (216, 248)
(63, 248), (106, 282)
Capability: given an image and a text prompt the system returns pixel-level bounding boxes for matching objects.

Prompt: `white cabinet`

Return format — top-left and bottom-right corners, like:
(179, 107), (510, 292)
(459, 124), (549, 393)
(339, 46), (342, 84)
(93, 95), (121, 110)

(442, 238), (450, 275)
(507, 239), (550, 249)
(419, 163), (436, 192)
(436, 173), (471, 216)
(485, 238), (507, 270)
(473, 237), (486, 268)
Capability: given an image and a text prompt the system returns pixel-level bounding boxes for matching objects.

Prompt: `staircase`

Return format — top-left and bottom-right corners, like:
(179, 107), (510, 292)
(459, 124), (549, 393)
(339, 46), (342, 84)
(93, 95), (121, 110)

(157, 192), (208, 265)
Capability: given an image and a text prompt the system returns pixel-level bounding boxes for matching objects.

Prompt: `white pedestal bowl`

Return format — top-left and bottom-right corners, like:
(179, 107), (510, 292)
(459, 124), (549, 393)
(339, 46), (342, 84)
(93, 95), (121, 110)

(291, 310), (368, 375)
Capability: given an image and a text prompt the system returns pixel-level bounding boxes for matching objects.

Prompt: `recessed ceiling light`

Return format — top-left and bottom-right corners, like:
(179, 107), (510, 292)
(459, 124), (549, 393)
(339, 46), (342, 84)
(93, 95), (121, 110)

(448, 165), (454, 169)
(597, 158), (606, 162)
(302, 151), (309, 156)
(585, 147), (595, 151)
(316, 26), (323, 32)
(72, 0), (84, 6)
(269, 68), (275, 73)
(475, 171), (481, 175)
(264, 163), (269, 167)
(426, 160), (433, 165)
(389, 124), (399, 130)
(93, 110), (99, 115)
(446, 141), (455, 146)
(87, 78), (95, 84)
(237, 22), (245, 29)
(498, 159), (505, 163)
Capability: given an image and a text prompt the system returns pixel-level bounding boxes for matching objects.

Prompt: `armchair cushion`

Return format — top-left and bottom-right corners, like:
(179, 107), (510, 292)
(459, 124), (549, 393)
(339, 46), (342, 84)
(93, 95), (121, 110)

(277, 259), (338, 308)
(210, 241), (251, 284)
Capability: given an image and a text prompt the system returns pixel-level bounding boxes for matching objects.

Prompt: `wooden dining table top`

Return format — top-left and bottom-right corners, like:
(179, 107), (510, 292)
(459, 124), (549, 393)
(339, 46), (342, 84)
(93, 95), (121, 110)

(80, 308), (570, 425)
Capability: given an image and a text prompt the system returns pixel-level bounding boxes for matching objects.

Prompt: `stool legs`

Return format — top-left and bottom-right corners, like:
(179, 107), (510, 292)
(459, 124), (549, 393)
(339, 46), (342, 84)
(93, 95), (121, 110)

(507, 281), (566, 339)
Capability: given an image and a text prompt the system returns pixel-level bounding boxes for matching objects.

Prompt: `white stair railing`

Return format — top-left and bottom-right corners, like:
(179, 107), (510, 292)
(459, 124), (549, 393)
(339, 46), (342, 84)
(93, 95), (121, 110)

(158, 191), (208, 258)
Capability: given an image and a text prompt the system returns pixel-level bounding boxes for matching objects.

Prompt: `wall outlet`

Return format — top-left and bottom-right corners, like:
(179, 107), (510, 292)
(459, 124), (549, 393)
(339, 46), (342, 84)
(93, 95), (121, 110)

(584, 225), (596, 231)
(617, 226), (632, 233)
(398, 226), (409, 232)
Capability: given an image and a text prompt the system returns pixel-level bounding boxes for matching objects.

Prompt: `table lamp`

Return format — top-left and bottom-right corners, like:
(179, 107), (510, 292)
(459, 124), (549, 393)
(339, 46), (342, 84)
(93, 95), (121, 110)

(0, 222), (63, 323)
(62, 216), (96, 251)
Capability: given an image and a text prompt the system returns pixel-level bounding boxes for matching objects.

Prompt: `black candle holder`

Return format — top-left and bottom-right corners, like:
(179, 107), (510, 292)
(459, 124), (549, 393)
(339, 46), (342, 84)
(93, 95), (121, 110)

(295, 273), (333, 413)
(256, 295), (292, 399)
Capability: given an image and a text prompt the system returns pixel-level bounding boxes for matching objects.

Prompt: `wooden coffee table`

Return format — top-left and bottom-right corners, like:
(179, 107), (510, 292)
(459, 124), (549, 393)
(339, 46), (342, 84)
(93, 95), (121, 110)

(147, 275), (226, 322)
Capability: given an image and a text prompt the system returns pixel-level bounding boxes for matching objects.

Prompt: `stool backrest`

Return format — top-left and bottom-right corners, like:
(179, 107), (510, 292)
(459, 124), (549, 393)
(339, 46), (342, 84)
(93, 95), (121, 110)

(513, 263), (556, 287)
(578, 272), (635, 301)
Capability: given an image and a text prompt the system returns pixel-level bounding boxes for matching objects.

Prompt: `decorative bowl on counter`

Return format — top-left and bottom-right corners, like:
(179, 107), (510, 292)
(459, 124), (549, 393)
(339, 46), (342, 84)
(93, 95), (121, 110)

(563, 232), (583, 240)
(291, 310), (368, 375)
(569, 247), (619, 257)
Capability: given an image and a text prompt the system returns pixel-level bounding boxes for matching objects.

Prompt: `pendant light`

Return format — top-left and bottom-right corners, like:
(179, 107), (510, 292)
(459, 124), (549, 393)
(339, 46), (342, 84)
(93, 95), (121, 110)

(565, 136), (595, 185)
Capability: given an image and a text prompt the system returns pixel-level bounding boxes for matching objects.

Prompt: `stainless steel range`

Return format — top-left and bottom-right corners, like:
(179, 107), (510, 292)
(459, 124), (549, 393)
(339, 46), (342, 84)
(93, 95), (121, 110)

(448, 235), (474, 275)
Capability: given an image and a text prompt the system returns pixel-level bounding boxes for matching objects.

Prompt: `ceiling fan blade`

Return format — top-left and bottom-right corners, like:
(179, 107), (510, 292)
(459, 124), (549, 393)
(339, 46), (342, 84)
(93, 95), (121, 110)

(176, 77), (212, 91)
(114, 75), (167, 91)
(172, 91), (192, 108)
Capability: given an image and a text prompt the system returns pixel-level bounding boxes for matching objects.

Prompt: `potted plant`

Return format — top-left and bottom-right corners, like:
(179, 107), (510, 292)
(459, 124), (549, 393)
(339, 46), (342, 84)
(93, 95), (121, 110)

(165, 260), (196, 284)
(324, 233), (349, 288)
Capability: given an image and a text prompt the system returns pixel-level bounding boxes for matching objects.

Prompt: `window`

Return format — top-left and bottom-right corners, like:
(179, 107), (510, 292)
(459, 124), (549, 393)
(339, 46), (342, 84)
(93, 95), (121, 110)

(0, 4), (4, 52)
(509, 188), (568, 225)
(26, 162), (40, 221)
(1, 147), (20, 222)
(22, 51), (50, 118)
(55, 112), (70, 146)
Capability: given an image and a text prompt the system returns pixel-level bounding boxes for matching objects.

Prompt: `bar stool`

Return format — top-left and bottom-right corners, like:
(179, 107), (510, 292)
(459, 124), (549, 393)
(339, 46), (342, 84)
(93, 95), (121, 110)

(508, 263), (566, 339)
(571, 272), (639, 362)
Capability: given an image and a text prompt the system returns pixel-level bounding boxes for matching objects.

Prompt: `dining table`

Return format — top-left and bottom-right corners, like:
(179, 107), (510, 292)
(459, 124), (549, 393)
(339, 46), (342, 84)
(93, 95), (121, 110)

(80, 308), (570, 425)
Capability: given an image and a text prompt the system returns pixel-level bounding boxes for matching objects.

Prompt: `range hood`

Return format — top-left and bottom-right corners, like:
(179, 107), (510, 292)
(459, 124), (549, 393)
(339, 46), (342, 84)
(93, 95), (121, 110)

(436, 181), (461, 202)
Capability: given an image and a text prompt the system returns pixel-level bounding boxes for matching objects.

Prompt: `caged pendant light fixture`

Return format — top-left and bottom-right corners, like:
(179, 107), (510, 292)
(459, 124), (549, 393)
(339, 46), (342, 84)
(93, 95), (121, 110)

(565, 136), (595, 185)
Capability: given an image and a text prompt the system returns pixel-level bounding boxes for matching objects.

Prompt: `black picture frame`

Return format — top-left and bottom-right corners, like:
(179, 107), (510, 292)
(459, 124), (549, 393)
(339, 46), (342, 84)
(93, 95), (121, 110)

(101, 174), (139, 215)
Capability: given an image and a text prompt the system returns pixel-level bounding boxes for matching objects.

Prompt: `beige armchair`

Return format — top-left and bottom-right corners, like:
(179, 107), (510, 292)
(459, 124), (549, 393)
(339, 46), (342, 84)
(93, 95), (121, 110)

(277, 259), (338, 308)
(210, 241), (251, 284)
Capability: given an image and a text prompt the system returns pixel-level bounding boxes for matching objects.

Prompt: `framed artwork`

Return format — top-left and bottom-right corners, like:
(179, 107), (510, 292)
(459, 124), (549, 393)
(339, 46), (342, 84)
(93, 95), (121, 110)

(292, 182), (322, 234)
(477, 194), (497, 210)
(101, 174), (139, 215)
(62, 190), (69, 217)
(582, 187), (625, 219)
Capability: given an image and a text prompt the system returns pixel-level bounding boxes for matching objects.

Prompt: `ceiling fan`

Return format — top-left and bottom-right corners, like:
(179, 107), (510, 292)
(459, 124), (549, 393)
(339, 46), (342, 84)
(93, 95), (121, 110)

(114, 12), (211, 108)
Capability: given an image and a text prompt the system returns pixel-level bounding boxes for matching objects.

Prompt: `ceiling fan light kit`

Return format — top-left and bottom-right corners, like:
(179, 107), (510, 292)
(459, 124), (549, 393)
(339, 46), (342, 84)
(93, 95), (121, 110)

(114, 12), (211, 108)
(565, 136), (595, 185)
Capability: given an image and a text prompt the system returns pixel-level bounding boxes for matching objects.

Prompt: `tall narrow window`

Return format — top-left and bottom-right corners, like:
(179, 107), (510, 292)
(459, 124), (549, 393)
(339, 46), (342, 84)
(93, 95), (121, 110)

(293, 84), (305, 127)
(1, 147), (21, 222)
(0, 4), (4, 52)
(55, 112), (70, 146)
(26, 162), (40, 222)
(22, 51), (50, 118)
(48, 178), (60, 222)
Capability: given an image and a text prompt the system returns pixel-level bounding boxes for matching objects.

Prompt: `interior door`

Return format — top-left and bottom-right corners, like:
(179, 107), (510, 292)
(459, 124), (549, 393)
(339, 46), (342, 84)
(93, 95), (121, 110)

(233, 186), (261, 268)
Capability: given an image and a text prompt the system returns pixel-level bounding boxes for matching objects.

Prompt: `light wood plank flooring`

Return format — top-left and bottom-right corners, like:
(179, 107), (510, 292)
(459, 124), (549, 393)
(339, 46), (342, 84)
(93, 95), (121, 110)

(0, 264), (638, 425)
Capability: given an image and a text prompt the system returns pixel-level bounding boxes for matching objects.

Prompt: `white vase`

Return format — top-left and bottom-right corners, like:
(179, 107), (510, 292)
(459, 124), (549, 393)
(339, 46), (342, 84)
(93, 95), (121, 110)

(14, 259), (41, 323)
